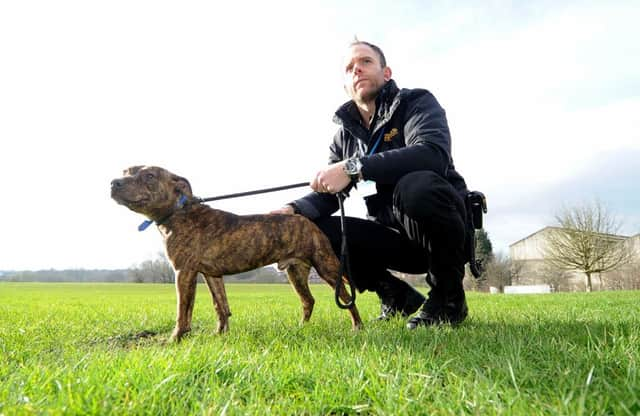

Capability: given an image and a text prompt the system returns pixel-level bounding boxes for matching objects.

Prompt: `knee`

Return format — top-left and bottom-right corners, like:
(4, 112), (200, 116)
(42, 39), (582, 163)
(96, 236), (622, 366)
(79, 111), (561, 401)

(312, 216), (341, 249)
(393, 171), (461, 220)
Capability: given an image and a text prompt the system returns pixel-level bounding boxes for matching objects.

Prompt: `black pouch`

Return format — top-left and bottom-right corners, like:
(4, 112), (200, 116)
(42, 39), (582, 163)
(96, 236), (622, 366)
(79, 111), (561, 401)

(467, 191), (487, 230)
(465, 191), (488, 278)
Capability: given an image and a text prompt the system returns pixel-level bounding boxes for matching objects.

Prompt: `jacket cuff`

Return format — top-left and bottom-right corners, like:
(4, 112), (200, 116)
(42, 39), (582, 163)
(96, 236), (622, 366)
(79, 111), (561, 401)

(359, 155), (371, 181)
(289, 198), (321, 219)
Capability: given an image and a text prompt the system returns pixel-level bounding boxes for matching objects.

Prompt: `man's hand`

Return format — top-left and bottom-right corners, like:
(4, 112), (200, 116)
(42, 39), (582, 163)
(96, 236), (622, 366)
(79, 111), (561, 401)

(311, 161), (351, 194)
(269, 205), (295, 215)
(270, 161), (351, 215)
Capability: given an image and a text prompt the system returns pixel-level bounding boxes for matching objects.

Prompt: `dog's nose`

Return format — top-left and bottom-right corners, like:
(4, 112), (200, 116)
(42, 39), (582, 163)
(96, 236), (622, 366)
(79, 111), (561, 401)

(111, 179), (123, 189)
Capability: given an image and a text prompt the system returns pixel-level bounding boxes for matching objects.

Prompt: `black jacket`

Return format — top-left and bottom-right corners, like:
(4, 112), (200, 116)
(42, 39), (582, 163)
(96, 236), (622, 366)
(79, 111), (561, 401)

(293, 79), (467, 226)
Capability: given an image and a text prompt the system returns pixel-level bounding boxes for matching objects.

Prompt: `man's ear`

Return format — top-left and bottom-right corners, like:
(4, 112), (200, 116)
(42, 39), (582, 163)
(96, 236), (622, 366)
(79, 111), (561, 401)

(383, 66), (392, 82)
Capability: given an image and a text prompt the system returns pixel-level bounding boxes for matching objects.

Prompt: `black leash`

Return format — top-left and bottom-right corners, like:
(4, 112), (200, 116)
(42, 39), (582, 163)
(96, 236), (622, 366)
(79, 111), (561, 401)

(334, 193), (357, 309)
(196, 182), (357, 310)
(196, 182), (311, 203)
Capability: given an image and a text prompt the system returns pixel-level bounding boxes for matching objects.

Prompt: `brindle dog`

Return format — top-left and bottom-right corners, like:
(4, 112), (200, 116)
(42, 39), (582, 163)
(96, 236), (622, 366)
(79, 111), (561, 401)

(111, 166), (362, 341)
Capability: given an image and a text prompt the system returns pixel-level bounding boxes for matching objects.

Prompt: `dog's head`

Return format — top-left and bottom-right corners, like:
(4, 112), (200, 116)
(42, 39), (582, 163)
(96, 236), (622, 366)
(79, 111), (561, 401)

(111, 166), (193, 220)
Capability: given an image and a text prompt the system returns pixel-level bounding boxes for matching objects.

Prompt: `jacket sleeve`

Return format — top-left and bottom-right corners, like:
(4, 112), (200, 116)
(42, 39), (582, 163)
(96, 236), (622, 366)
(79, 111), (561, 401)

(288, 132), (342, 219)
(360, 91), (451, 184)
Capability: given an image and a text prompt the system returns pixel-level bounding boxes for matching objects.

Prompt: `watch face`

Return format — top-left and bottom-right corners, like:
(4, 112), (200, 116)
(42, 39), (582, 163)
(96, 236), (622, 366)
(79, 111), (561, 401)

(345, 160), (353, 174)
(345, 159), (358, 174)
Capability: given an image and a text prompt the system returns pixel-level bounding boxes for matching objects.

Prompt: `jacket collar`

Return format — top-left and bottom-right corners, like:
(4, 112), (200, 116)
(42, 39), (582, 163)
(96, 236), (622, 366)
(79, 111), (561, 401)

(333, 79), (401, 136)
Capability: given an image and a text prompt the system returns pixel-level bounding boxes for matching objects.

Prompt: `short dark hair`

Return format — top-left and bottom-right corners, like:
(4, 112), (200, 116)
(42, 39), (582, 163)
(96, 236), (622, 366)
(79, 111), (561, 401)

(349, 38), (387, 68)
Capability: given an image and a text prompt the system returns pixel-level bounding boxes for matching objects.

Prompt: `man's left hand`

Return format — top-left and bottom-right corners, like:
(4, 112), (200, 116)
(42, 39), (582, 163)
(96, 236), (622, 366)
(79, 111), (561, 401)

(311, 161), (351, 194)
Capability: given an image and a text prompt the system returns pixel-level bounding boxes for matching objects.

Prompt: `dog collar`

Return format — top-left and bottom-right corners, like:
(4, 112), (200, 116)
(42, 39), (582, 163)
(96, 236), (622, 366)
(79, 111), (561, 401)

(138, 219), (154, 232)
(138, 195), (188, 232)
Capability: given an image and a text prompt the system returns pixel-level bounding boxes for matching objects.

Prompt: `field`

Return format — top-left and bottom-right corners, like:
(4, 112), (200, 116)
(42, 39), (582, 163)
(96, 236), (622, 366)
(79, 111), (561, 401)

(0, 283), (638, 415)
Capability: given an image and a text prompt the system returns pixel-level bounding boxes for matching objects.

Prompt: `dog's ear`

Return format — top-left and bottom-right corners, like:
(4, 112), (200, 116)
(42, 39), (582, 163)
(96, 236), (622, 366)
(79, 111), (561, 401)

(124, 166), (144, 176)
(173, 175), (193, 197)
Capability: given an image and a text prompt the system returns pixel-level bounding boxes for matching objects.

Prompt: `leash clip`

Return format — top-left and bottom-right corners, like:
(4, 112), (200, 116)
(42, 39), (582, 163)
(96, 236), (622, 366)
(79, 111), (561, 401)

(176, 194), (188, 208)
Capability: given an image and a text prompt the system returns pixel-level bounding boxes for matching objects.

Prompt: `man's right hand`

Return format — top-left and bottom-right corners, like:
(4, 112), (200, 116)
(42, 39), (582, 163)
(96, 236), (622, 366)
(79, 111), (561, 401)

(269, 205), (295, 215)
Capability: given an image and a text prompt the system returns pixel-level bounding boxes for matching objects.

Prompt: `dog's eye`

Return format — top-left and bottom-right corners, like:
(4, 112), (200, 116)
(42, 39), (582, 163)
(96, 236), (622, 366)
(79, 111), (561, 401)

(145, 173), (155, 181)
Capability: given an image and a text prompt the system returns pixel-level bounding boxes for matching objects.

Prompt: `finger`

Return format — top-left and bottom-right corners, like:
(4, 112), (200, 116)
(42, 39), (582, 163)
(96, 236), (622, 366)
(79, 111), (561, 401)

(310, 175), (321, 192)
(269, 206), (293, 215)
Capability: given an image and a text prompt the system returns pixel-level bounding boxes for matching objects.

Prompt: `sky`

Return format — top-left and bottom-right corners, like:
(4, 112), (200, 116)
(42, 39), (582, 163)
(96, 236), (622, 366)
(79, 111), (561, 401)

(1, 0), (639, 271)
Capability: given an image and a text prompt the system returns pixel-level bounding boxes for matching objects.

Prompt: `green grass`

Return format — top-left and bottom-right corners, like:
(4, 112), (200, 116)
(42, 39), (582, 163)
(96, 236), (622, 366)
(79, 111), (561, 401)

(0, 283), (638, 415)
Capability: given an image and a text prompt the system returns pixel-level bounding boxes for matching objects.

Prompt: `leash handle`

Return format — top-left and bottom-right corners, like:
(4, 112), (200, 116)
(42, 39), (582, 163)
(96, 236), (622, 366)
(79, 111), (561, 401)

(334, 192), (357, 309)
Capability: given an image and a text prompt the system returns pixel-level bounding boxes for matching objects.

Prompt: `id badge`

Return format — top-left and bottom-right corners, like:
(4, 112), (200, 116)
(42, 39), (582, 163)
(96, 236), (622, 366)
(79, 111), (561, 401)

(357, 180), (377, 197)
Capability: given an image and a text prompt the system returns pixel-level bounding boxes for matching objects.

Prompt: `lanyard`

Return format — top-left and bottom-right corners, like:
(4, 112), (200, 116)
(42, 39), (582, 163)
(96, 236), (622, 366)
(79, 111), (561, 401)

(358, 128), (386, 157)
(368, 129), (386, 156)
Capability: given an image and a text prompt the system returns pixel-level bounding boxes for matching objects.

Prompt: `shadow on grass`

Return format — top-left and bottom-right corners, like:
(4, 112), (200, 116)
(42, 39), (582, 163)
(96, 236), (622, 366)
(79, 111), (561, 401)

(102, 328), (171, 348)
(96, 311), (638, 355)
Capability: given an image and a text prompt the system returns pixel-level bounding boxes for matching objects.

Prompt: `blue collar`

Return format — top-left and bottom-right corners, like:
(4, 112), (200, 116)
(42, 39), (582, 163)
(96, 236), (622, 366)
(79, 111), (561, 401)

(138, 195), (189, 232)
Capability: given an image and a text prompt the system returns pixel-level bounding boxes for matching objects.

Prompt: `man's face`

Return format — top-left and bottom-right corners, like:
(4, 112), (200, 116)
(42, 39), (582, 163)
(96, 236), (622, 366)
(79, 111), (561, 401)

(343, 44), (392, 104)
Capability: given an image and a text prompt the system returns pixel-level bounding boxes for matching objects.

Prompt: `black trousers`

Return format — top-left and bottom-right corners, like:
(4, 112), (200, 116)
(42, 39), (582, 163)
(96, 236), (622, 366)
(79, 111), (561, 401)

(314, 171), (467, 297)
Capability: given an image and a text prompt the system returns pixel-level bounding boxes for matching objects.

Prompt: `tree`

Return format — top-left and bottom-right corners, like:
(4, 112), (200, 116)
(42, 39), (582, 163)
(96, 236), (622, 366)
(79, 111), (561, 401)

(128, 252), (175, 283)
(542, 200), (633, 292)
(475, 229), (494, 263)
(539, 263), (570, 292)
(483, 252), (521, 292)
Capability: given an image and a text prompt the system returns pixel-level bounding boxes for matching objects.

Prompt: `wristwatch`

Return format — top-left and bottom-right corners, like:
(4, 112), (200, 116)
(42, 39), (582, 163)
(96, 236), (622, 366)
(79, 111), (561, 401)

(343, 157), (363, 181)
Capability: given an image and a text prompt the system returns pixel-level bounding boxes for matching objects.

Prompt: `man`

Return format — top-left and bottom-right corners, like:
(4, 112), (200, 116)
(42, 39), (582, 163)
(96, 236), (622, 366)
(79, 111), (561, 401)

(273, 40), (470, 328)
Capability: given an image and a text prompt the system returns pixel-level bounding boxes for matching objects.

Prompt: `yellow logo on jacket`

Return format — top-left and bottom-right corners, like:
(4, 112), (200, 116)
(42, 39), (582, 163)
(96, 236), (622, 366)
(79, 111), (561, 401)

(384, 128), (399, 142)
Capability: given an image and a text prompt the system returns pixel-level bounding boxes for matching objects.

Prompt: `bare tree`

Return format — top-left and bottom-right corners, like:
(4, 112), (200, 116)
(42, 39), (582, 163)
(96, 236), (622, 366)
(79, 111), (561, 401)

(128, 252), (175, 283)
(482, 253), (522, 293)
(542, 200), (633, 292)
(539, 263), (570, 292)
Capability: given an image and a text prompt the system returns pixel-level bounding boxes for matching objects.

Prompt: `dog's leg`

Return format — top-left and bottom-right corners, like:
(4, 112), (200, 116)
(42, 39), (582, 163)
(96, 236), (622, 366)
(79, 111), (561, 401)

(311, 249), (363, 330)
(202, 275), (231, 334)
(279, 260), (315, 324)
(171, 269), (198, 341)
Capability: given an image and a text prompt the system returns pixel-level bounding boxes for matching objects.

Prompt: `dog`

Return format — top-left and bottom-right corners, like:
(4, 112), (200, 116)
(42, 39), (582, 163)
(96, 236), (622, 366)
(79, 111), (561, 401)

(111, 166), (362, 340)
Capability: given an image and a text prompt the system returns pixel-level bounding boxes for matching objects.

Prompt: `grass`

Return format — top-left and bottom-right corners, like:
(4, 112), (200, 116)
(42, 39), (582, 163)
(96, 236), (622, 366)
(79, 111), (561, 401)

(0, 282), (638, 415)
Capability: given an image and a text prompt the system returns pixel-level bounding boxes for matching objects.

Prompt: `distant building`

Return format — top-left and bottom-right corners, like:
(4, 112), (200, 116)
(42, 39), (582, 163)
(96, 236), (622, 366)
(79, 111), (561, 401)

(628, 234), (640, 256)
(509, 227), (639, 291)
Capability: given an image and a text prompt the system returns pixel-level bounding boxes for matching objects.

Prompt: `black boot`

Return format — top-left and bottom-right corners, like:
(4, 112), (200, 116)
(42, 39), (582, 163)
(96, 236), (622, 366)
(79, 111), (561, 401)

(375, 274), (426, 321)
(407, 272), (468, 329)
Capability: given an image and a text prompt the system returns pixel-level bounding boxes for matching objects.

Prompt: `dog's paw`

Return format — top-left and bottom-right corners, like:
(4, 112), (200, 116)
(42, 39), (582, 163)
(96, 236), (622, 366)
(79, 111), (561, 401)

(216, 321), (229, 334)
(169, 327), (191, 342)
